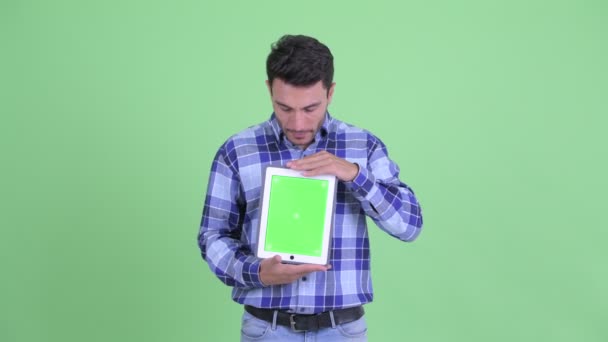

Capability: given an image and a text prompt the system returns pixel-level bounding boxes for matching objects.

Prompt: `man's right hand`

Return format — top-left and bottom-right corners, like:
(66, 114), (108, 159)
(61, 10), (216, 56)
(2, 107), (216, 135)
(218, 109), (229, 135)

(259, 255), (331, 286)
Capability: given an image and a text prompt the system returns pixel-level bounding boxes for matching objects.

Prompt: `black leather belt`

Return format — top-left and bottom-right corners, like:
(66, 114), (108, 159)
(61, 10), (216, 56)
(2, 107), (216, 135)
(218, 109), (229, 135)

(244, 305), (364, 332)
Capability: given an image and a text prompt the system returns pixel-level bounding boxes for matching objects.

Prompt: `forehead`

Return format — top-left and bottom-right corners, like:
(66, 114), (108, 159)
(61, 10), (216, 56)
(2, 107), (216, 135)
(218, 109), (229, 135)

(271, 79), (327, 106)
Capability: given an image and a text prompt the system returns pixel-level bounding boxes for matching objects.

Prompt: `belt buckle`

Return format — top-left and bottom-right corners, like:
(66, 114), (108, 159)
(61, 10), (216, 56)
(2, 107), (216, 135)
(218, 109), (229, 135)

(289, 314), (306, 332)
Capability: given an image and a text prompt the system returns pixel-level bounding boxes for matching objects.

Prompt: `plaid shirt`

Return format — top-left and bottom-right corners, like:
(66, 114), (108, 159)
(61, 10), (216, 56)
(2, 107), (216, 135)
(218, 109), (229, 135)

(198, 112), (423, 314)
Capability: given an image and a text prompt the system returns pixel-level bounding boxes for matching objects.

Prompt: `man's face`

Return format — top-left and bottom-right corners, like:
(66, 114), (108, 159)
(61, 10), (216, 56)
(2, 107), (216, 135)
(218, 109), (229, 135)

(267, 78), (335, 150)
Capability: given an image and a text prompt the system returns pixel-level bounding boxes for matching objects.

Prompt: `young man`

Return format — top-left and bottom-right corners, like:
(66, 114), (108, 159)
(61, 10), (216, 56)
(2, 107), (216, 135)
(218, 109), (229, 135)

(198, 34), (423, 341)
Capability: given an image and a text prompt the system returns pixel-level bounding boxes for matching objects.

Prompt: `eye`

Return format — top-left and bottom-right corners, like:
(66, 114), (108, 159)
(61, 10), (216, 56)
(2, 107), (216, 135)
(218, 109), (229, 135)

(281, 107), (292, 112)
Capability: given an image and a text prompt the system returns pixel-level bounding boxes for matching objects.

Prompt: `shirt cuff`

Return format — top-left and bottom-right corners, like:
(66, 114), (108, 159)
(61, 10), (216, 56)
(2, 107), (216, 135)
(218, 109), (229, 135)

(346, 164), (376, 198)
(241, 258), (266, 288)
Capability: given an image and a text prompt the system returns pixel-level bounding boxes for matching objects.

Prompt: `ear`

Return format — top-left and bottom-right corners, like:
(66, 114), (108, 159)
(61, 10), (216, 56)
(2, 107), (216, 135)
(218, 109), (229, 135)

(327, 82), (336, 104)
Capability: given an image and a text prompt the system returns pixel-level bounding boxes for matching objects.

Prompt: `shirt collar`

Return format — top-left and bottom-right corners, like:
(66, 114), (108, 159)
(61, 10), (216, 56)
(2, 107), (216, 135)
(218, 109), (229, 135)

(269, 112), (332, 145)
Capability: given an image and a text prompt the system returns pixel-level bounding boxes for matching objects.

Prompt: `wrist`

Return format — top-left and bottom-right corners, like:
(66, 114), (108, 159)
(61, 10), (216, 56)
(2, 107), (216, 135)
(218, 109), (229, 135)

(258, 263), (268, 287)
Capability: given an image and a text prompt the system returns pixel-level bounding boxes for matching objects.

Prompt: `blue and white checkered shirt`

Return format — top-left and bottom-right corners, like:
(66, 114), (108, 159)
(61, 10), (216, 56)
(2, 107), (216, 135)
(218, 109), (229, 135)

(198, 112), (423, 314)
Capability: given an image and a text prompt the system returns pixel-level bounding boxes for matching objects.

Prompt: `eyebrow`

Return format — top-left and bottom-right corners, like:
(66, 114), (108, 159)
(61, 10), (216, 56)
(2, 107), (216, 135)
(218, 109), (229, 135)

(275, 100), (322, 111)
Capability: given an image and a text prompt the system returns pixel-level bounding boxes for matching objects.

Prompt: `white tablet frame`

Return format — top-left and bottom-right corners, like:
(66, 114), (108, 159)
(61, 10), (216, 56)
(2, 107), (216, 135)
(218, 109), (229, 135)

(256, 166), (336, 265)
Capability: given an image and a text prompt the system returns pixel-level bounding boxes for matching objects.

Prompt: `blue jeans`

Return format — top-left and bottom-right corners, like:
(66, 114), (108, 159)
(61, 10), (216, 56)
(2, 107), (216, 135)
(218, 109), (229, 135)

(240, 310), (368, 341)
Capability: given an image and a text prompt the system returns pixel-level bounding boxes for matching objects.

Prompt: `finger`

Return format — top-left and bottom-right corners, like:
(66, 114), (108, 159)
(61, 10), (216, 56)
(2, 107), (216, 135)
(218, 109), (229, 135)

(301, 165), (336, 177)
(291, 157), (333, 171)
(292, 264), (330, 275)
(286, 154), (324, 168)
(288, 152), (333, 169)
(264, 255), (281, 266)
(303, 159), (357, 181)
(300, 151), (331, 161)
(280, 264), (326, 277)
(302, 152), (333, 164)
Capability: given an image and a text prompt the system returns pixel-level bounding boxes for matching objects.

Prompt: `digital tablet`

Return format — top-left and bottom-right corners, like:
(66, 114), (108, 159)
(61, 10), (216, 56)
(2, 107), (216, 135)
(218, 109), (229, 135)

(256, 166), (336, 265)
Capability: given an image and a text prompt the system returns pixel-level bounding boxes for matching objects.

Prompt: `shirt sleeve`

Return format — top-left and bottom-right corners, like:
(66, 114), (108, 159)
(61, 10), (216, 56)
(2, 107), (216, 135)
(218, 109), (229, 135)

(198, 145), (265, 289)
(345, 135), (423, 241)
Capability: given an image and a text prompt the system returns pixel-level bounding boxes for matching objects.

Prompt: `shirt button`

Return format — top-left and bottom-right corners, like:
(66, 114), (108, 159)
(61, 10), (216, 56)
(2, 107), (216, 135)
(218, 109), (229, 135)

(302, 277), (307, 281)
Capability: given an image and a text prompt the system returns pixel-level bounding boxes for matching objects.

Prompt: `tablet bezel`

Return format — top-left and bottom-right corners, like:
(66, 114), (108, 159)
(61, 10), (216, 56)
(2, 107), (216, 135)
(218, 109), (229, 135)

(256, 166), (336, 265)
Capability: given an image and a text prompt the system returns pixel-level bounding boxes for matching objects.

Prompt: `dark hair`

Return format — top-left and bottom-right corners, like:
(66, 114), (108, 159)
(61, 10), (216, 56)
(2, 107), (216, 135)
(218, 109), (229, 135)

(266, 35), (334, 92)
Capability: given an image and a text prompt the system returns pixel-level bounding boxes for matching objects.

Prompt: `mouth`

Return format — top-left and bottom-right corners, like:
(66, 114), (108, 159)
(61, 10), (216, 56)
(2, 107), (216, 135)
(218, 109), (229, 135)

(287, 130), (313, 140)
(292, 132), (309, 140)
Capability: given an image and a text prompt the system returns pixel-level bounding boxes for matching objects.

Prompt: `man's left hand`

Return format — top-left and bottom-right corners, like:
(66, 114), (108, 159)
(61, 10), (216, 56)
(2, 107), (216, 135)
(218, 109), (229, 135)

(286, 151), (359, 182)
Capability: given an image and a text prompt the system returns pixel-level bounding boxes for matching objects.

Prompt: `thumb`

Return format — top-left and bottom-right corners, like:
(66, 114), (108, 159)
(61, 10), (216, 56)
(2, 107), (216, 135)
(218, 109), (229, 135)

(270, 255), (282, 264)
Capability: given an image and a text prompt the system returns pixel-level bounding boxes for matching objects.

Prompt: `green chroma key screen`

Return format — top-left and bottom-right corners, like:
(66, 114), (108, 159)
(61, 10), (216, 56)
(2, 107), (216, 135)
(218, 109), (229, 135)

(264, 175), (329, 256)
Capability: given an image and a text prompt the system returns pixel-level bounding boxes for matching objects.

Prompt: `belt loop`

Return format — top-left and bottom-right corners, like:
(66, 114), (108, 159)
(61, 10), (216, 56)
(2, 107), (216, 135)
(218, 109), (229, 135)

(271, 310), (278, 331)
(329, 310), (336, 328)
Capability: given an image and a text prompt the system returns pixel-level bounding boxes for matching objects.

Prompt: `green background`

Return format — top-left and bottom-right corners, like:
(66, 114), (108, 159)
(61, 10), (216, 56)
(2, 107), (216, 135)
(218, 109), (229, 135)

(265, 176), (328, 257)
(2, 0), (607, 341)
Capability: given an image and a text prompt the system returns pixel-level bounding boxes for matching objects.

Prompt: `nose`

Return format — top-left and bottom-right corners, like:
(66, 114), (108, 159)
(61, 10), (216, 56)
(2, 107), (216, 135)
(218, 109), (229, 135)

(289, 111), (307, 131)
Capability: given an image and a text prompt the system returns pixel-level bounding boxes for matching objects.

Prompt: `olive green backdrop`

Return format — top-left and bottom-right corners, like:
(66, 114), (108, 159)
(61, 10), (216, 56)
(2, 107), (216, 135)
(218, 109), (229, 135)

(1, 0), (607, 341)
